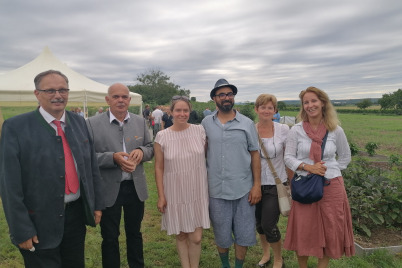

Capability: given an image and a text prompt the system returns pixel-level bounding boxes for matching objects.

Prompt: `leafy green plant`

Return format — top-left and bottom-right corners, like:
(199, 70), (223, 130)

(343, 158), (402, 237)
(388, 154), (400, 168)
(365, 142), (379, 156)
(349, 142), (359, 156)
(238, 104), (256, 121)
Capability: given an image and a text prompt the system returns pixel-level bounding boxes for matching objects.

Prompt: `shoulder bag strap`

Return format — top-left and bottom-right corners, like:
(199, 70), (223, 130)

(321, 130), (329, 160)
(257, 132), (282, 186)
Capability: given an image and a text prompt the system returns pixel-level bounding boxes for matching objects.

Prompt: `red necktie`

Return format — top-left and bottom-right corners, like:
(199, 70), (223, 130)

(53, 120), (79, 194)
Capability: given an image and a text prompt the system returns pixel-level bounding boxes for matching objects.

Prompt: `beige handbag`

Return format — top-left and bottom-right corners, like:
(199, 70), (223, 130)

(257, 134), (292, 217)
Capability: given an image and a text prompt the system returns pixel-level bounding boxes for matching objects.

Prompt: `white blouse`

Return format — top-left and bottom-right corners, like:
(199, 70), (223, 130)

(284, 122), (351, 180)
(259, 122), (290, 185)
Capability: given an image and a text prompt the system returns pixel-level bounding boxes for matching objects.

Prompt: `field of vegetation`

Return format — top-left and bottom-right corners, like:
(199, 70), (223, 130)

(278, 110), (402, 157)
(335, 105), (381, 110)
(0, 106), (401, 267)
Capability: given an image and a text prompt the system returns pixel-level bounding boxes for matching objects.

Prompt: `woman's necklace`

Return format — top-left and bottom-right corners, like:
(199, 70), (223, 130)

(257, 122), (274, 138)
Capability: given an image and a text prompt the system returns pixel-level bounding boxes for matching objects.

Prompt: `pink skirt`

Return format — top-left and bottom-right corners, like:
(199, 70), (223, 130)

(283, 177), (355, 259)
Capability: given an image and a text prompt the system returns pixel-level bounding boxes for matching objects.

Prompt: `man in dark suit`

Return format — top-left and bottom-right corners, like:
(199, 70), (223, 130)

(86, 83), (153, 268)
(0, 70), (104, 268)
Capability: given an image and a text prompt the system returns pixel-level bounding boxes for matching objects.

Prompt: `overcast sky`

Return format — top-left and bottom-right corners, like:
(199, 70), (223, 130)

(0, 0), (401, 102)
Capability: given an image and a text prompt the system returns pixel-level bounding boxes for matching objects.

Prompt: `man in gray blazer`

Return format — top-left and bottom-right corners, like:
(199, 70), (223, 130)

(86, 83), (153, 268)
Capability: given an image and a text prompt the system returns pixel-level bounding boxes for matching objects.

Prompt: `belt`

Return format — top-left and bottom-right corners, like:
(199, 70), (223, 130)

(261, 185), (275, 190)
(261, 182), (288, 190)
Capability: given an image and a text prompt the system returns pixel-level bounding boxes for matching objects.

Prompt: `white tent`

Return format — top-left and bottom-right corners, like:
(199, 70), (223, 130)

(0, 47), (142, 116)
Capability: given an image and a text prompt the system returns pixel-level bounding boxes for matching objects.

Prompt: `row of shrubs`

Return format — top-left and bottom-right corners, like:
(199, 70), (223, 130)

(336, 109), (401, 115)
(283, 106), (401, 115)
(343, 157), (402, 237)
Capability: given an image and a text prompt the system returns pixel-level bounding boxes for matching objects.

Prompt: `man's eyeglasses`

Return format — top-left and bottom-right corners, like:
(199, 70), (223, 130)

(36, 88), (70, 95)
(215, 92), (235, 100)
(172, 95), (189, 101)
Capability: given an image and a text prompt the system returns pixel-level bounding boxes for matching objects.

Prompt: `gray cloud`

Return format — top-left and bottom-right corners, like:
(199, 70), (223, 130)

(0, 0), (401, 102)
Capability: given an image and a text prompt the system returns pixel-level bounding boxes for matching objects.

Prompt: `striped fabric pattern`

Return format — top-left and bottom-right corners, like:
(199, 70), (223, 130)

(155, 124), (210, 235)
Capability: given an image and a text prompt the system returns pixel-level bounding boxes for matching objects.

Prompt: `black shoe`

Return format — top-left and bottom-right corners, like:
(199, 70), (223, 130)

(256, 259), (271, 267)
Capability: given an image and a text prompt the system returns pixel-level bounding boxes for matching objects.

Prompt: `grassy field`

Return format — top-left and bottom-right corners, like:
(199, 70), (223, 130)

(0, 107), (401, 267)
(335, 105), (382, 110)
(280, 111), (402, 157)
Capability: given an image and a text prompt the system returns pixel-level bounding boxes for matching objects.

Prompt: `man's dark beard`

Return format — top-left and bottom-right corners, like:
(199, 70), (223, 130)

(216, 100), (234, 112)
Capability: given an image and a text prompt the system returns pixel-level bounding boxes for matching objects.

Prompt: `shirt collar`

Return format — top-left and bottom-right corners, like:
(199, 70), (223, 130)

(39, 107), (66, 124)
(212, 109), (239, 122)
(109, 111), (130, 124)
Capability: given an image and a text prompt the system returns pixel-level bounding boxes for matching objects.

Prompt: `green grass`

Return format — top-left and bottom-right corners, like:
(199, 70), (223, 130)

(339, 113), (402, 156)
(0, 106), (38, 120)
(1, 162), (401, 267)
(279, 111), (402, 156)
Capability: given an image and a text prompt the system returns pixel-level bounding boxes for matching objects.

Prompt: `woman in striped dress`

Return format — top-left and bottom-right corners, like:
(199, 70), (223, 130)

(154, 96), (210, 268)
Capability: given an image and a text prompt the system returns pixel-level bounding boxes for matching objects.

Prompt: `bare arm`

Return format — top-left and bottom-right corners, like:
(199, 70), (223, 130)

(154, 142), (167, 213)
(248, 150), (262, 205)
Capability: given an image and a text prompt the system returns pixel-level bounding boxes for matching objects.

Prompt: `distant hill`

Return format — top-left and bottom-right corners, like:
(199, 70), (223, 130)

(236, 98), (380, 106)
(282, 98), (380, 106)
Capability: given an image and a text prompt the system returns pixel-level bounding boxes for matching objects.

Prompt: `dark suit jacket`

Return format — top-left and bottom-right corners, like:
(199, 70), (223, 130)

(0, 109), (103, 249)
(86, 111), (153, 207)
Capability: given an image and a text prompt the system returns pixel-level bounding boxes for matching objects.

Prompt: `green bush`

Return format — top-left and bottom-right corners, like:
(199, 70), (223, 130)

(349, 142), (359, 156)
(365, 142), (379, 156)
(238, 104), (256, 121)
(388, 154), (400, 168)
(343, 158), (402, 237)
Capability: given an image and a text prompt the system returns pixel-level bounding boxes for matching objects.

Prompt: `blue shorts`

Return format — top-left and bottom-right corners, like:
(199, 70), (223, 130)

(209, 194), (257, 248)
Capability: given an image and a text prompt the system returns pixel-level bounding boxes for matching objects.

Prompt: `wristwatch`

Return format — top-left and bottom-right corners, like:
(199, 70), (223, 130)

(301, 163), (306, 171)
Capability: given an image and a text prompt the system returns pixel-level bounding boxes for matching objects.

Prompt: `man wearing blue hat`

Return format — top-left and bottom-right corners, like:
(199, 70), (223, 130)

(201, 79), (261, 268)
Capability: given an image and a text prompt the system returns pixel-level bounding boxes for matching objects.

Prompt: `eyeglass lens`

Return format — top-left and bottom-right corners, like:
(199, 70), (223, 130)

(216, 92), (234, 99)
(38, 88), (69, 95)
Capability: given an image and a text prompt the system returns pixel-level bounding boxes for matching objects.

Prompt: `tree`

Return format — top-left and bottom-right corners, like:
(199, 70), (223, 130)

(277, 101), (286, 111)
(379, 89), (402, 111)
(379, 93), (393, 110)
(356, 99), (372, 110)
(128, 69), (190, 105)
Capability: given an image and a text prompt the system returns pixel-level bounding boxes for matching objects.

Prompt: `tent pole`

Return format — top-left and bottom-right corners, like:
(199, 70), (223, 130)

(84, 90), (88, 118)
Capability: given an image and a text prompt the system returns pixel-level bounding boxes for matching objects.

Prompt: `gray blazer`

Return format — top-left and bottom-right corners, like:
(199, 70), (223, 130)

(86, 111), (153, 207)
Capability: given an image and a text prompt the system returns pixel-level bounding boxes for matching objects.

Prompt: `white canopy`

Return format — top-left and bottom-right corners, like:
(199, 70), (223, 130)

(0, 47), (142, 114)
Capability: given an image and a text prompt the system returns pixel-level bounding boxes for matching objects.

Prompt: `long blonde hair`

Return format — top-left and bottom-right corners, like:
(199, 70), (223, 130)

(297, 86), (339, 131)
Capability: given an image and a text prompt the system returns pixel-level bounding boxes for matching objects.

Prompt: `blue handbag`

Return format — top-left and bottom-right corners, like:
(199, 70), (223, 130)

(291, 131), (330, 204)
